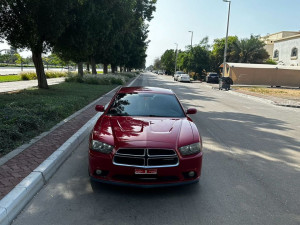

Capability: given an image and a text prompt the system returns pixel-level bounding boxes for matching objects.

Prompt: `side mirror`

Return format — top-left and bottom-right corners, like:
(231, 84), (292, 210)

(186, 108), (197, 115)
(95, 105), (105, 112)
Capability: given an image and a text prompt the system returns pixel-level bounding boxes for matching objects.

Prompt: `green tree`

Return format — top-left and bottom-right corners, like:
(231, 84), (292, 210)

(177, 51), (189, 72)
(190, 45), (210, 75)
(0, 54), (10, 64)
(231, 35), (269, 63)
(93, 0), (156, 73)
(53, 0), (96, 76)
(14, 53), (23, 64)
(175, 37), (210, 75)
(210, 36), (238, 72)
(153, 57), (161, 70)
(161, 49), (175, 74)
(0, 0), (75, 88)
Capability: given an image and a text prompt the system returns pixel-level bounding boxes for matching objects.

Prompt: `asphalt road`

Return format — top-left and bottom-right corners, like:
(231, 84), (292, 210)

(12, 72), (300, 225)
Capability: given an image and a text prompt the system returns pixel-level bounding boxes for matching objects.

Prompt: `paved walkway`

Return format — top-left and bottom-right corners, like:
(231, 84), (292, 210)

(0, 78), (65, 93)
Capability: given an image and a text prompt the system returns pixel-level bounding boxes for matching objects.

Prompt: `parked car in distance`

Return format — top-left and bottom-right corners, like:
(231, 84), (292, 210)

(158, 71), (164, 75)
(206, 72), (219, 83)
(178, 73), (191, 82)
(89, 86), (203, 187)
(63, 66), (75, 71)
(173, 71), (185, 81)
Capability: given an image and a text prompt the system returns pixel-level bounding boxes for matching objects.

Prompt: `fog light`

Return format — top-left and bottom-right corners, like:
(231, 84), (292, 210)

(188, 171), (195, 177)
(96, 170), (102, 175)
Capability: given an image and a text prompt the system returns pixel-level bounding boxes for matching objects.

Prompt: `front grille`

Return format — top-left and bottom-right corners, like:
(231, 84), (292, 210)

(113, 148), (179, 168)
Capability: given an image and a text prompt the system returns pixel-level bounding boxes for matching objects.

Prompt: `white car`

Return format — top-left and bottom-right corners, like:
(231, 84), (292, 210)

(173, 71), (185, 81)
(178, 74), (190, 82)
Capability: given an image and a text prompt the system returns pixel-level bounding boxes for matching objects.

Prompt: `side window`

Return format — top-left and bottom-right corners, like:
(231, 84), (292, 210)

(273, 50), (279, 58)
(291, 47), (298, 57)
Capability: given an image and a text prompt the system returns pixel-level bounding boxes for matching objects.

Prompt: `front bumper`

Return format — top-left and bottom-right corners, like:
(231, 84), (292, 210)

(179, 78), (190, 82)
(89, 150), (202, 187)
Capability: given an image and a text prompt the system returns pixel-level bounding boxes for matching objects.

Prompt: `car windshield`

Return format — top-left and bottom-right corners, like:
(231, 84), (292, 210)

(209, 74), (218, 77)
(175, 71), (184, 74)
(107, 93), (185, 117)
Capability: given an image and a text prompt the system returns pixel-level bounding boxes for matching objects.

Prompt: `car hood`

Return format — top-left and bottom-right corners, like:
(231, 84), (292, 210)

(92, 116), (198, 148)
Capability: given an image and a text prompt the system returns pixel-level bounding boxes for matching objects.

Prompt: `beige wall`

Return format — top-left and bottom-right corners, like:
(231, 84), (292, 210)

(225, 67), (300, 87)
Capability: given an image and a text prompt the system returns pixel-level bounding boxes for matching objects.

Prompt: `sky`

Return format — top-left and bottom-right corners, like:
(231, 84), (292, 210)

(1, 0), (300, 66)
(145, 0), (300, 66)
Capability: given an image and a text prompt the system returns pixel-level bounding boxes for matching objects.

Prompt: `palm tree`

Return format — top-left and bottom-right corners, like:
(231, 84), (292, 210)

(231, 35), (269, 63)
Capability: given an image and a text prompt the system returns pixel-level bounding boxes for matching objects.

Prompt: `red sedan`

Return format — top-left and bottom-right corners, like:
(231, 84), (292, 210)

(89, 86), (203, 187)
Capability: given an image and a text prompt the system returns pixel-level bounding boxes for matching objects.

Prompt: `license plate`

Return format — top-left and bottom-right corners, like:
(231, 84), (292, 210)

(135, 169), (157, 175)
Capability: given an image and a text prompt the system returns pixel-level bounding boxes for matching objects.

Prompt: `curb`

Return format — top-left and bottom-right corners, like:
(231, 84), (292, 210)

(0, 74), (140, 225)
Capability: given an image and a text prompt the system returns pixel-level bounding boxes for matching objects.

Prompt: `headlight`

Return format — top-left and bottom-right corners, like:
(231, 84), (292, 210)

(179, 142), (202, 156)
(90, 140), (114, 154)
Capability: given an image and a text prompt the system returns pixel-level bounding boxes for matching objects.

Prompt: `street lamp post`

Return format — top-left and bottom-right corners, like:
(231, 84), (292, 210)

(222, 0), (231, 77)
(188, 31), (193, 48)
(174, 43), (178, 73)
(188, 31), (193, 75)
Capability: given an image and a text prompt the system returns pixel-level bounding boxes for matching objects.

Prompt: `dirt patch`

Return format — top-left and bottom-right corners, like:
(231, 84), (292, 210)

(233, 86), (300, 102)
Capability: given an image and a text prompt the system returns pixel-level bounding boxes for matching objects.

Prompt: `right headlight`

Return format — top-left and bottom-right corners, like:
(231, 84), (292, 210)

(179, 142), (202, 156)
(90, 140), (114, 154)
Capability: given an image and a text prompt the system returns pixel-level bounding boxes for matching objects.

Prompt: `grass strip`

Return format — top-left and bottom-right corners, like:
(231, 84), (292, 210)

(0, 82), (118, 156)
(0, 75), (22, 82)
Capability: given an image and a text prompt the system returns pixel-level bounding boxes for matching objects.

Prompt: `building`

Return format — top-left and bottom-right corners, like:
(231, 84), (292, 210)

(261, 31), (300, 66)
(273, 34), (300, 66)
(223, 63), (300, 87)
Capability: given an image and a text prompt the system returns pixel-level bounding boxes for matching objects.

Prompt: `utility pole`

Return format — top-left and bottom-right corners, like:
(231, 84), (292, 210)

(222, 0), (231, 77)
(188, 31), (193, 75)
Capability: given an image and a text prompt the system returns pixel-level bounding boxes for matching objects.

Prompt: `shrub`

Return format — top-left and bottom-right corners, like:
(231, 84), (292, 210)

(21, 71), (68, 80)
(110, 77), (123, 85)
(21, 72), (37, 80)
(264, 58), (277, 65)
(45, 71), (68, 78)
(65, 73), (133, 85)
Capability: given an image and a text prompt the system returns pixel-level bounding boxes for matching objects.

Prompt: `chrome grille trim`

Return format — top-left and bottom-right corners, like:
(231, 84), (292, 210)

(113, 148), (179, 168)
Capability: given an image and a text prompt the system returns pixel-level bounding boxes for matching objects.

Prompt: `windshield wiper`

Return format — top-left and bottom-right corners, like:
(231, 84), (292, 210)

(142, 115), (170, 117)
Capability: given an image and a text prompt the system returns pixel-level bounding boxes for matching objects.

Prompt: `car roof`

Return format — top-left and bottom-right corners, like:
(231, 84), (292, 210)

(118, 86), (174, 95)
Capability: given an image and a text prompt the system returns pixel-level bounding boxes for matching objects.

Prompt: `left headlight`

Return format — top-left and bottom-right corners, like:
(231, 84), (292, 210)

(179, 142), (202, 156)
(90, 140), (114, 154)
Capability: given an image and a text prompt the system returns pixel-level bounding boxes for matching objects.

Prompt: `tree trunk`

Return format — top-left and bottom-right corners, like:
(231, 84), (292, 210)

(103, 63), (108, 74)
(32, 51), (48, 89)
(91, 57), (97, 75)
(78, 62), (84, 77)
(86, 63), (90, 72)
(111, 64), (116, 73)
